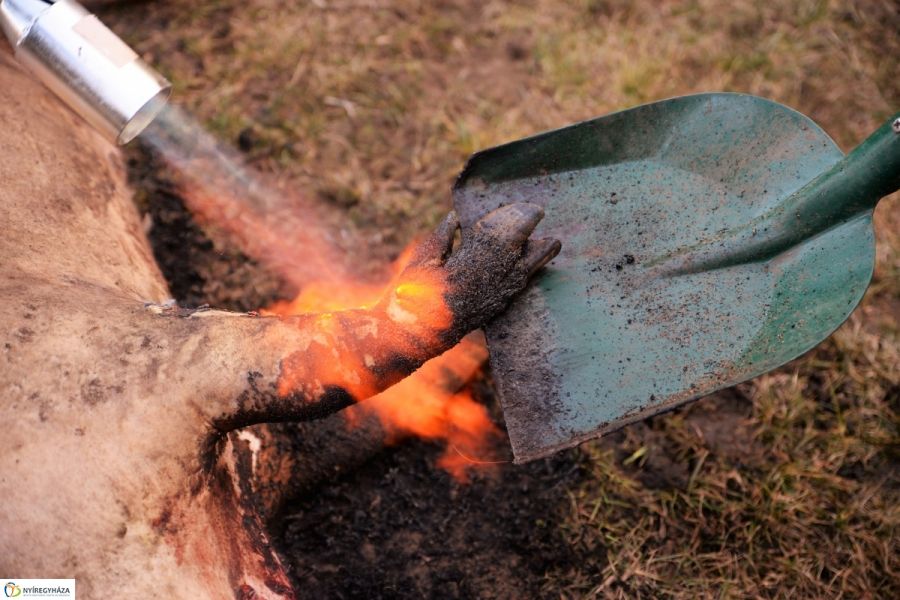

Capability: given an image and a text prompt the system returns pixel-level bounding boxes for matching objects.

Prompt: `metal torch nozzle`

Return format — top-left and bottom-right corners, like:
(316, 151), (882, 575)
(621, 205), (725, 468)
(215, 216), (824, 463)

(1, 0), (171, 144)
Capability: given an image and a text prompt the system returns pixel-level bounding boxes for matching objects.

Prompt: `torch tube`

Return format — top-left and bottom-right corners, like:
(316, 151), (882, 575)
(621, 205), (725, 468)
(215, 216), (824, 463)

(0, 0), (170, 144)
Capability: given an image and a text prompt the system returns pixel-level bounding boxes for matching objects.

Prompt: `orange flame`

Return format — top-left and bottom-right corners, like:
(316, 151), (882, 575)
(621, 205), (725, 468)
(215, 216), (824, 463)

(264, 243), (502, 480)
(359, 332), (501, 481)
(143, 108), (501, 479)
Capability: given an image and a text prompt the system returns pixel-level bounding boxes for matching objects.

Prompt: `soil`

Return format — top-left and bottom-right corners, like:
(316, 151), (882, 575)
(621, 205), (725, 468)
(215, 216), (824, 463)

(279, 440), (587, 599)
(275, 388), (757, 599)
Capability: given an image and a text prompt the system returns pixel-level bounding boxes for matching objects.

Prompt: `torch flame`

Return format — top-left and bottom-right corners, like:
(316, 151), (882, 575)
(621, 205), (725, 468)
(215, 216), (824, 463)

(140, 107), (500, 479)
(264, 243), (502, 481)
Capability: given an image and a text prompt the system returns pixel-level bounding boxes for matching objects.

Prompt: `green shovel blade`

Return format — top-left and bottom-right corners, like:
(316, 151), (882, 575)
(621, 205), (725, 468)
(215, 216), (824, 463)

(453, 93), (898, 462)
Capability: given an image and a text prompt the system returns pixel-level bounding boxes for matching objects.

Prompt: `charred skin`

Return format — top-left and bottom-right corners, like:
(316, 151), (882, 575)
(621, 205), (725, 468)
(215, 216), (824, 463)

(0, 50), (558, 599)
(211, 205), (559, 433)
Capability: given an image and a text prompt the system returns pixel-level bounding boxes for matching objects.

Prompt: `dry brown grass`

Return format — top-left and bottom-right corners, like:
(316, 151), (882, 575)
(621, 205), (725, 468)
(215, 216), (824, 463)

(557, 322), (899, 598)
(103, 0), (898, 597)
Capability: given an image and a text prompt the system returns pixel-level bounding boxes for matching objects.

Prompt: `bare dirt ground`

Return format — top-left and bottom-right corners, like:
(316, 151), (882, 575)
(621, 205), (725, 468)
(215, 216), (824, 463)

(101, 1), (898, 597)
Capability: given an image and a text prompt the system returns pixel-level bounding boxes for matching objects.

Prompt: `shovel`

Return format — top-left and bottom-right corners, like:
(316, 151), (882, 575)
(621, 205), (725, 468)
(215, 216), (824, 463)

(452, 93), (900, 462)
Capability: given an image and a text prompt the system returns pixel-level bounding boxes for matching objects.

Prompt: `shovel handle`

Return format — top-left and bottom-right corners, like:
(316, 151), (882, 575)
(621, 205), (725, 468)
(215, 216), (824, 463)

(798, 113), (900, 227)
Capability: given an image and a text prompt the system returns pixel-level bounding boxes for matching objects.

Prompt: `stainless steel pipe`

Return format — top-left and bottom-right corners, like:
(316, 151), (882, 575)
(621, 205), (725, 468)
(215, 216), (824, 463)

(1, 0), (170, 144)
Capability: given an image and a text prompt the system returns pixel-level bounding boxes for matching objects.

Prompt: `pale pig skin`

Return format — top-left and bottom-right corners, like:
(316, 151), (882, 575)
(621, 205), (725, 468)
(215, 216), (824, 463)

(0, 52), (558, 598)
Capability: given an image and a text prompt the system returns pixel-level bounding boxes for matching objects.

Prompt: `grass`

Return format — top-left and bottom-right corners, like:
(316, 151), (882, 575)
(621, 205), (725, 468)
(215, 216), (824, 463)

(102, 0), (898, 596)
(556, 323), (899, 597)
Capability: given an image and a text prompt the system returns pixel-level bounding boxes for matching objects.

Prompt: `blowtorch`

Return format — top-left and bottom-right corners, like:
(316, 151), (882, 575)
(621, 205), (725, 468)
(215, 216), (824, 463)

(0, 0), (170, 144)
